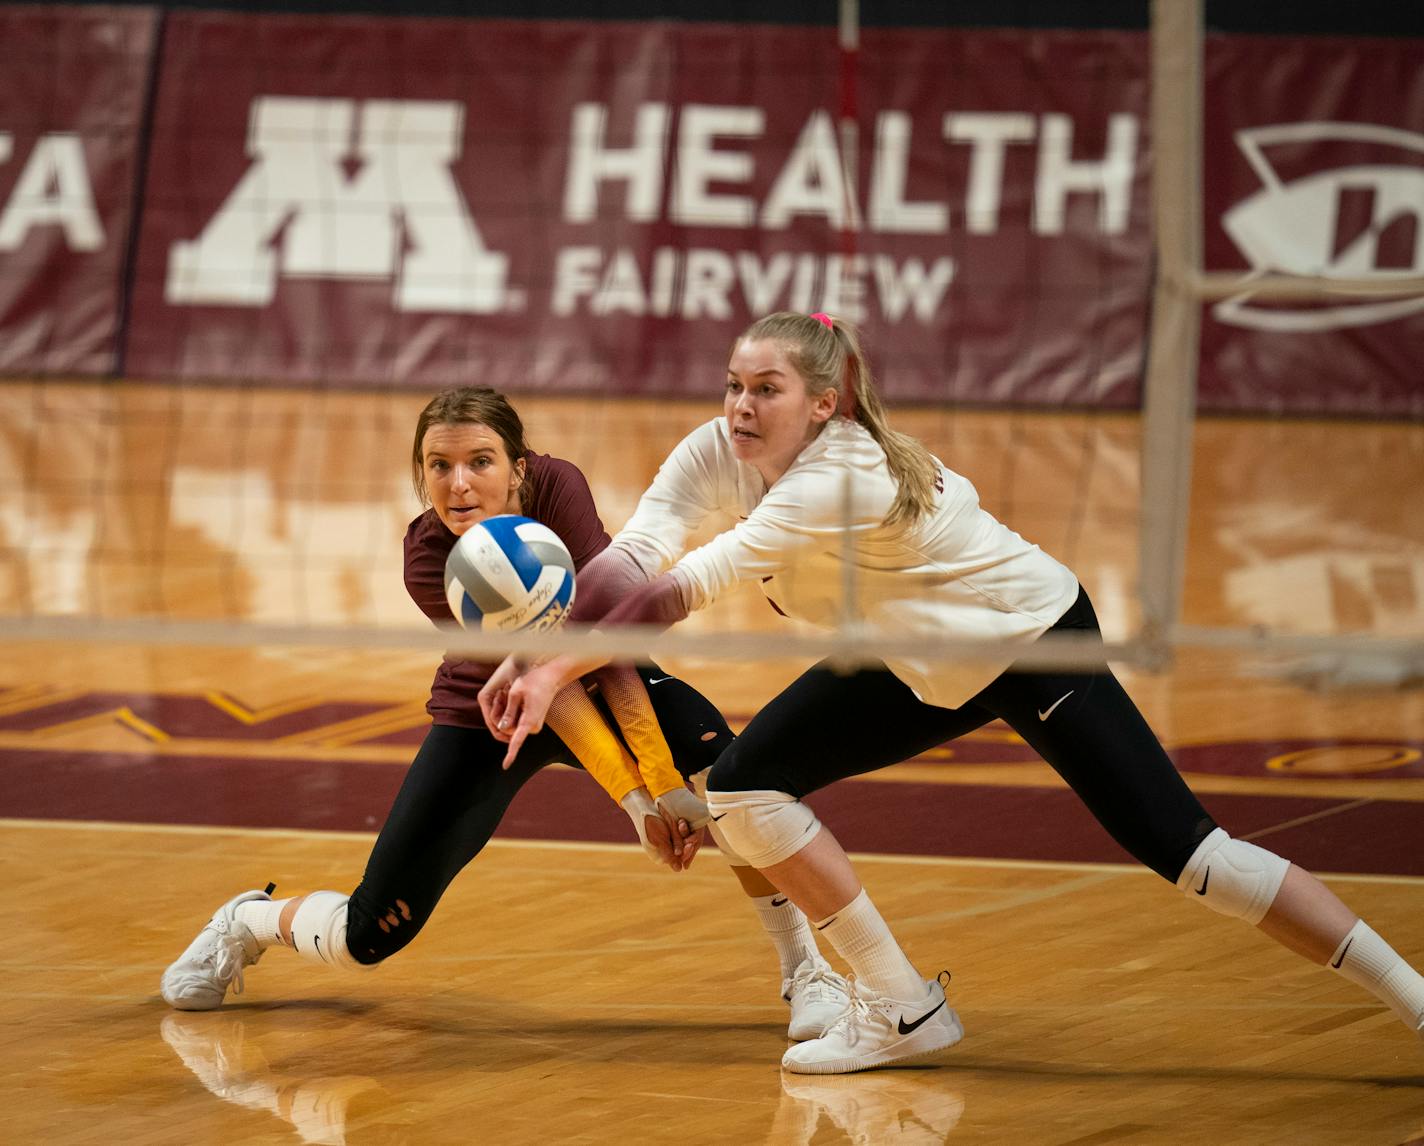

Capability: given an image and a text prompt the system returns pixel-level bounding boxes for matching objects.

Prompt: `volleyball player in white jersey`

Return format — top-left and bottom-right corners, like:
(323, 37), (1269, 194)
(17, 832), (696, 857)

(481, 311), (1424, 1075)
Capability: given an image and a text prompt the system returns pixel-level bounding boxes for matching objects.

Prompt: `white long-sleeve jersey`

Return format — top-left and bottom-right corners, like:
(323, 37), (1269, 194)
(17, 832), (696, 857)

(611, 416), (1080, 710)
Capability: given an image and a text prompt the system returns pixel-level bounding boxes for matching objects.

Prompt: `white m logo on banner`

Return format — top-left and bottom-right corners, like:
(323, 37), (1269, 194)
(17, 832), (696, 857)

(166, 98), (509, 312)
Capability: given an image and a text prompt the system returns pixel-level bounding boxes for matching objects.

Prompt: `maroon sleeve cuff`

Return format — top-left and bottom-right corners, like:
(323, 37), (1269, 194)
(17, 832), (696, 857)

(569, 546), (650, 624)
(595, 573), (689, 630)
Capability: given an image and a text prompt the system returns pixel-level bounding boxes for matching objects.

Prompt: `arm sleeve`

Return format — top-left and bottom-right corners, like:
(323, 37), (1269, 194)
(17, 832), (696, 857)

(589, 665), (684, 799)
(595, 570), (692, 629)
(544, 684), (645, 805)
(568, 545), (652, 625)
(608, 421), (726, 577)
(533, 452), (691, 802)
(582, 444), (879, 626)
(670, 456), (875, 611)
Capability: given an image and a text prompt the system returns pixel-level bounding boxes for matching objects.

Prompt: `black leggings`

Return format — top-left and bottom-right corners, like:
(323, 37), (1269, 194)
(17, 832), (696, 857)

(346, 667), (733, 964)
(708, 589), (1217, 884)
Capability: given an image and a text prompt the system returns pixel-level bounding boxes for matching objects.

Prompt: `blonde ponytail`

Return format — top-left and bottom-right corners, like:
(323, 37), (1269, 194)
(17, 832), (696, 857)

(736, 312), (938, 526)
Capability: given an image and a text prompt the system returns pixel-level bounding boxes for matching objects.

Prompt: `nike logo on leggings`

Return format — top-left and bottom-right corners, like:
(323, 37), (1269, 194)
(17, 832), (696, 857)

(1330, 937), (1354, 969)
(1038, 691), (1074, 721)
(897, 998), (946, 1035)
(710, 812), (728, 821)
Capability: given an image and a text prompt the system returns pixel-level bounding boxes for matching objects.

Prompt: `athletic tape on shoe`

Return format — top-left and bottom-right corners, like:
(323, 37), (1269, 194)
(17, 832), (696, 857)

(1175, 828), (1290, 925)
(288, 891), (365, 971)
(703, 788), (822, 869)
(691, 769), (751, 867)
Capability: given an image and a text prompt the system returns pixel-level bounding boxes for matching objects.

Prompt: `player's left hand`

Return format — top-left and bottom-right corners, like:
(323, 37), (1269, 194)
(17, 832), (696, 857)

(657, 799), (705, 871)
(621, 788), (697, 871)
(494, 663), (560, 767)
(656, 787), (709, 869)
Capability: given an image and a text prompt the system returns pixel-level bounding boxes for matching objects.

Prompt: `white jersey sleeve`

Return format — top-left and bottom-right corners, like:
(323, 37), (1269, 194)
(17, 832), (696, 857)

(672, 442), (892, 612)
(612, 415), (1079, 710)
(611, 420), (735, 577)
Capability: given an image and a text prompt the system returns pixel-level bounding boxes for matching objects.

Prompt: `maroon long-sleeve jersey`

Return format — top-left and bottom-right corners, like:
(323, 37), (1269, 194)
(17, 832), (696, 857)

(403, 452), (610, 728)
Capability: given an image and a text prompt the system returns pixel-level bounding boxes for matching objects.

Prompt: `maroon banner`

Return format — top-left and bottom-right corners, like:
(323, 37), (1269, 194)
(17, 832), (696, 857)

(1200, 34), (1424, 416)
(126, 15), (1152, 406)
(0, 5), (157, 375)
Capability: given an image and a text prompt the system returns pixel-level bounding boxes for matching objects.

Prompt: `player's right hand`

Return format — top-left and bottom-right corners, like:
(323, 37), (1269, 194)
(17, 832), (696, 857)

(655, 786), (710, 830)
(662, 805), (704, 871)
(492, 662), (562, 767)
(620, 788), (693, 872)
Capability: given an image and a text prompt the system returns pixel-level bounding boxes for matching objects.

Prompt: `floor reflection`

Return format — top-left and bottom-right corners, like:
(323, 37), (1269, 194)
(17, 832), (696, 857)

(161, 1012), (410, 1144)
(773, 1069), (966, 1143)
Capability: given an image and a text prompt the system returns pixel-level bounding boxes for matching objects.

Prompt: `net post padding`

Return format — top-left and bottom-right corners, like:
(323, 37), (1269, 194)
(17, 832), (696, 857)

(1138, 0), (1204, 669)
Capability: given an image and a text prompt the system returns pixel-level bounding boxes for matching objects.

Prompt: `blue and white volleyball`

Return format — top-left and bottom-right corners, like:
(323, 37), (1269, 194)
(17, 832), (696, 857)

(444, 515), (576, 633)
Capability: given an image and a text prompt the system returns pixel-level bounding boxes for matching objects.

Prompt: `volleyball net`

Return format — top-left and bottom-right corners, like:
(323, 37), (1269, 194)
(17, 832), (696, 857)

(0, 0), (1420, 687)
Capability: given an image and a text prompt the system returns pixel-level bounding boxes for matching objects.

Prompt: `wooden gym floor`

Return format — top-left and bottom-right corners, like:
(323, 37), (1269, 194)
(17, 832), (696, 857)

(1, 382), (1422, 1144)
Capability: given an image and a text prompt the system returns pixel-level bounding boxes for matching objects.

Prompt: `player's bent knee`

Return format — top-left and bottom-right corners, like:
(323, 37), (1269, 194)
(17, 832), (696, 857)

(345, 894), (427, 965)
(1175, 827), (1290, 924)
(288, 891), (372, 971)
(692, 767), (750, 866)
(704, 788), (821, 869)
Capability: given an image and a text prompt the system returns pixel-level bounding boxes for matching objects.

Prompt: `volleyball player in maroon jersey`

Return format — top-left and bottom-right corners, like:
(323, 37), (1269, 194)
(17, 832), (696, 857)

(160, 386), (849, 1040)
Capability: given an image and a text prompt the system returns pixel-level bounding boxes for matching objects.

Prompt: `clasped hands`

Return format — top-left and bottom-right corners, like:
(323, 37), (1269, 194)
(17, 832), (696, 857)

(478, 655), (709, 872)
(618, 785), (709, 873)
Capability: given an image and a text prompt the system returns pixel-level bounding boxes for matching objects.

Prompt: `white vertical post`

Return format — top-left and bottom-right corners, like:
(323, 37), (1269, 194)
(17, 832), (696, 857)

(836, 0), (861, 656)
(1139, 0), (1204, 665)
(837, 0), (860, 238)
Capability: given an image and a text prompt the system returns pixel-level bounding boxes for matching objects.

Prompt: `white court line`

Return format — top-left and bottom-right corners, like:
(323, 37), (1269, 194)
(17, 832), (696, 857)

(1240, 798), (1374, 843)
(2, 816), (1422, 886)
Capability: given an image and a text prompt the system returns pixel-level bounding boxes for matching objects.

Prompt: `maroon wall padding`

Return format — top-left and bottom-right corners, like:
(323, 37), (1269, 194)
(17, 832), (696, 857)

(0, 5), (157, 374)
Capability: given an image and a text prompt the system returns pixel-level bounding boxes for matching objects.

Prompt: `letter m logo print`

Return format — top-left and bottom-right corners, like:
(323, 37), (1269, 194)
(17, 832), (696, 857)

(166, 98), (508, 312)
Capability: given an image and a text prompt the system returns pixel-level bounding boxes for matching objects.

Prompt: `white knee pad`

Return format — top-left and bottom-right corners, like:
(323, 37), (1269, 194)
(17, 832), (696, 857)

(691, 769), (750, 867)
(1175, 828), (1290, 925)
(288, 891), (366, 971)
(703, 787), (821, 869)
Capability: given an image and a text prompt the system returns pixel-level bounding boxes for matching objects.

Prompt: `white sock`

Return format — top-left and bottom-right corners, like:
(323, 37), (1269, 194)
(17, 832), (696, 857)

(751, 893), (823, 981)
(1329, 920), (1424, 1031)
(234, 897), (290, 950)
(813, 889), (925, 1001)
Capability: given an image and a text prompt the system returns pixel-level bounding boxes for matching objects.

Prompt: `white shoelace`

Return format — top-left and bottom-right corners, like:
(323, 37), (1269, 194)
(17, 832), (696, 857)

(789, 964), (848, 1004)
(206, 920), (252, 998)
(820, 976), (890, 1047)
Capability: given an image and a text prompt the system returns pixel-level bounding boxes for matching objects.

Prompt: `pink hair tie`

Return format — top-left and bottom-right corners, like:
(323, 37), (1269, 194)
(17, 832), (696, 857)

(810, 312), (834, 330)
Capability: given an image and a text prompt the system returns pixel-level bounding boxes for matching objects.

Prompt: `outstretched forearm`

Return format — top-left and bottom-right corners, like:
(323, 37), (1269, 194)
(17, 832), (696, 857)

(597, 569), (692, 628)
(521, 570), (691, 693)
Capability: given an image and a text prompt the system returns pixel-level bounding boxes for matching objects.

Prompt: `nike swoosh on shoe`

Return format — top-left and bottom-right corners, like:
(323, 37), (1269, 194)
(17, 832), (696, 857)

(897, 999), (946, 1035)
